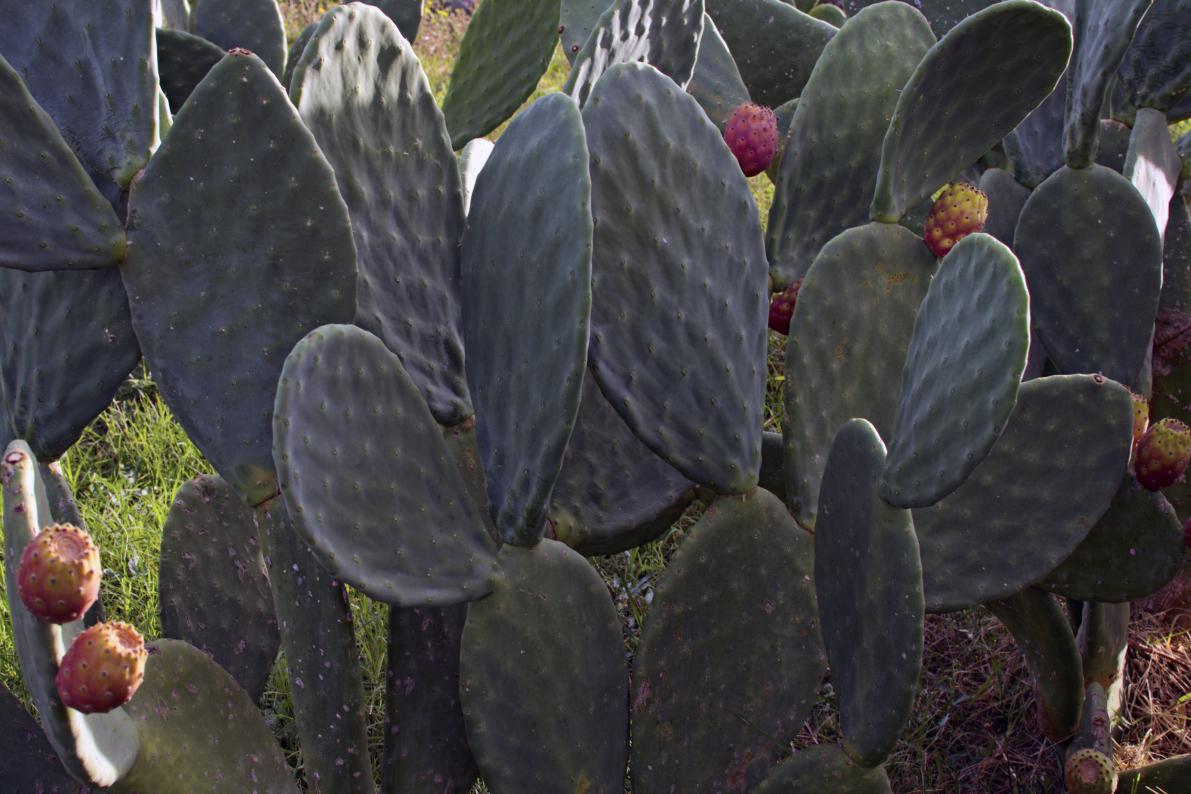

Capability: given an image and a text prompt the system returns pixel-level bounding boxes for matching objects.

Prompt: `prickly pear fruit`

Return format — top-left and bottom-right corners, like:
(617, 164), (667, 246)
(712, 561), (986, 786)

(723, 103), (779, 177)
(17, 523), (101, 624)
(768, 279), (803, 335)
(923, 182), (989, 258)
(1064, 748), (1116, 794)
(56, 622), (147, 714)
(1130, 391), (1149, 448)
(1134, 418), (1191, 491)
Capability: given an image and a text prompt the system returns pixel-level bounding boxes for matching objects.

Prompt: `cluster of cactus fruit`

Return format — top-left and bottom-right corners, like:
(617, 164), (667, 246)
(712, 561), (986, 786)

(2, 0), (1191, 792)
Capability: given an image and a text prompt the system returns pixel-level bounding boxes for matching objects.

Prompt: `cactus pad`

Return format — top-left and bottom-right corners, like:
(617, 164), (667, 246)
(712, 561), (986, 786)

(913, 375), (1133, 611)
(2, 441), (138, 787)
(632, 489), (826, 792)
(191, 0), (287, 77)
(871, 0), (1072, 222)
(754, 745), (892, 793)
(1063, 0), (1153, 168)
(1124, 107), (1182, 241)
(816, 419), (922, 767)
(881, 234), (1030, 508)
(158, 475), (279, 701)
(561, 0), (611, 62)
(457, 138), (494, 216)
(1113, 0), (1191, 118)
(1015, 164), (1162, 389)
(461, 93), (592, 545)
(111, 640), (298, 794)
(254, 498), (376, 794)
(704, 0), (834, 108)
(122, 52), (358, 506)
(785, 222), (937, 527)
(382, 605), (477, 794)
(1116, 755), (1191, 792)
(564, 0), (705, 106)
(685, 15), (750, 130)
(460, 541), (627, 793)
(370, 0), (425, 40)
(1041, 477), (1185, 603)
(583, 63), (767, 493)
(274, 324), (498, 604)
(548, 373), (694, 555)
(0, 266), (139, 461)
(766, 0), (934, 287)
(292, 4), (472, 426)
(155, 29), (225, 113)
(985, 588), (1083, 742)
(0, 55), (125, 271)
(978, 168), (1032, 246)
(0, 0), (160, 193)
(1, 683), (90, 792)
(441, 0), (561, 148)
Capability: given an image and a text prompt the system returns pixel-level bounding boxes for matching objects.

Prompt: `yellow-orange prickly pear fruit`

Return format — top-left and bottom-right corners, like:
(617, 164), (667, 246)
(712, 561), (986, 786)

(17, 523), (101, 624)
(1134, 418), (1191, 491)
(56, 621), (147, 714)
(923, 182), (989, 257)
(1130, 390), (1149, 448)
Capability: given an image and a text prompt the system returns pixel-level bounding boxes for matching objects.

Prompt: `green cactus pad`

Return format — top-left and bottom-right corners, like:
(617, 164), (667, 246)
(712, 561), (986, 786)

(370, 0), (425, 39)
(880, 234), (1030, 508)
(767, 1), (933, 287)
(844, 0), (1016, 37)
(191, 0), (287, 77)
(1, 684), (91, 792)
(1004, 75), (1070, 190)
(685, 15), (750, 130)
(457, 138), (493, 216)
(561, 0), (611, 62)
(0, 0), (159, 193)
(158, 475), (278, 701)
(1160, 195), (1191, 314)
(816, 419), (922, 767)
(785, 222), (937, 528)
(1077, 604), (1130, 705)
(0, 267), (139, 461)
(548, 374), (694, 555)
(1116, 755), (1191, 792)
(1124, 107), (1182, 240)
(564, 0), (705, 107)
(754, 745), (892, 793)
(633, 489), (825, 792)
(2, 441), (139, 787)
(985, 588), (1083, 742)
(0, 55), (125, 271)
(382, 605), (477, 794)
(292, 4), (472, 426)
(155, 29), (224, 113)
(282, 21), (318, 89)
(809, 1), (847, 25)
(1063, 0), (1152, 168)
(870, 0), (1072, 222)
(274, 324), (498, 604)
(460, 541), (627, 793)
(461, 94), (592, 545)
(122, 52), (357, 506)
(110, 640), (297, 794)
(583, 63), (767, 494)
(441, 0), (561, 148)
(913, 375), (1133, 612)
(158, 0), (192, 29)
(704, 0), (835, 108)
(254, 498), (375, 794)
(1040, 476), (1184, 602)
(978, 168), (1032, 246)
(1015, 164), (1162, 389)
(1095, 119), (1132, 174)
(1114, 0), (1191, 118)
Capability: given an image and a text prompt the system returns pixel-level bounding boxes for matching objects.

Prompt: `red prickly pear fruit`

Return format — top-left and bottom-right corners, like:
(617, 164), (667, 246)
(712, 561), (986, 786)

(923, 182), (989, 258)
(723, 103), (779, 178)
(1064, 748), (1116, 794)
(56, 622), (147, 714)
(17, 523), (101, 624)
(768, 279), (803, 335)
(1130, 390), (1149, 448)
(1134, 418), (1191, 491)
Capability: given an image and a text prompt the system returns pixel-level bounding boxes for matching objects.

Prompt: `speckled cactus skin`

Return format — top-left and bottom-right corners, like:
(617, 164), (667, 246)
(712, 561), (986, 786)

(3, 0), (1191, 792)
